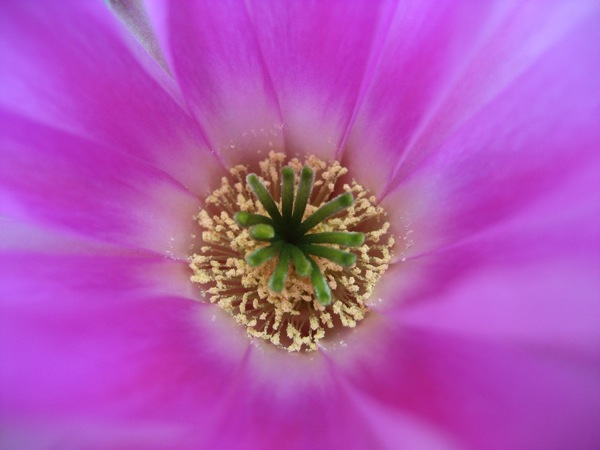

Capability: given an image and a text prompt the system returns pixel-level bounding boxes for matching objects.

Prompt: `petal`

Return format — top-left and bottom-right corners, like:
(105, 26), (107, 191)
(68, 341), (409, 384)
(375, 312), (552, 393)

(337, 378), (461, 450)
(387, 168), (600, 354)
(246, 0), (396, 162)
(373, 155), (600, 351)
(193, 329), (454, 449)
(143, 0), (286, 165)
(0, 252), (247, 445)
(0, 112), (200, 258)
(0, 1), (222, 195)
(335, 317), (600, 449)
(0, 217), (121, 255)
(378, 7), (600, 257)
(346, 1), (600, 196)
(344, 0), (502, 193)
(396, 254), (600, 357)
(196, 345), (385, 450)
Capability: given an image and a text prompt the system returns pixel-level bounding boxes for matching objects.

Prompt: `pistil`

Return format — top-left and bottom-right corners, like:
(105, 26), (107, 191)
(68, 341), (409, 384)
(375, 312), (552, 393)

(237, 166), (364, 305)
(190, 152), (394, 352)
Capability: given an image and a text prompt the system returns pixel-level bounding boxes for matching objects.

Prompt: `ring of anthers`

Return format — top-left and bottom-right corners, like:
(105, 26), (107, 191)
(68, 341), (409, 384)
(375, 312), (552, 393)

(190, 152), (394, 352)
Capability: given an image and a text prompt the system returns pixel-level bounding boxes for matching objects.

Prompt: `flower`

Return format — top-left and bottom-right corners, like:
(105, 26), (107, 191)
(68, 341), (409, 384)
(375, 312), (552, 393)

(1, 0), (599, 448)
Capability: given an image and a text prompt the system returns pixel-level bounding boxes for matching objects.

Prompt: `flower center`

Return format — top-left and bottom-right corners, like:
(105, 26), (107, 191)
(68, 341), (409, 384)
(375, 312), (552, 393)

(236, 162), (364, 305)
(190, 152), (394, 352)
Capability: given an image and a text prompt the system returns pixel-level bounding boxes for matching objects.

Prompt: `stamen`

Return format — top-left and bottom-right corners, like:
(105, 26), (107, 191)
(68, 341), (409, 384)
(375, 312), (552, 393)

(190, 152), (396, 352)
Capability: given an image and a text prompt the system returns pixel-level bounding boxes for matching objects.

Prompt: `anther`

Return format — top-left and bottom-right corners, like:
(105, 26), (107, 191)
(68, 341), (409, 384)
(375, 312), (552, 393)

(190, 152), (395, 351)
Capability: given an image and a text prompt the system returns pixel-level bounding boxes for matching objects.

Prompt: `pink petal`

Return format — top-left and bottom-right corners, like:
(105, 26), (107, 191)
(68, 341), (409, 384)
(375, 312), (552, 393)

(0, 112), (200, 259)
(0, 1), (222, 195)
(371, 155), (600, 351)
(2, 1), (599, 448)
(392, 174), (599, 351)
(335, 372), (461, 450)
(376, 5), (600, 259)
(195, 334), (457, 449)
(245, 0), (396, 162)
(0, 217), (121, 255)
(0, 252), (248, 444)
(326, 151), (600, 446)
(195, 345), (381, 449)
(143, 0), (286, 166)
(346, 1), (600, 196)
(343, 0), (500, 194)
(335, 316), (600, 449)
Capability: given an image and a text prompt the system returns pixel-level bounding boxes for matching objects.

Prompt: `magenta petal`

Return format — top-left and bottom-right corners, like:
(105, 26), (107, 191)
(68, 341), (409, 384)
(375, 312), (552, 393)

(143, 0), (286, 165)
(373, 155), (600, 352)
(388, 172), (600, 354)
(0, 253), (247, 444)
(347, 1), (600, 196)
(196, 342), (453, 449)
(337, 318), (600, 449)
(336, 375), (460, 449)
(0, 1), (222, 195)
(191, 348), (384, 450)
(385, 2), (600, 195)
(2, 0), (599, 447)
(246, 0), (396, 162)
(343, 0), (498, 194)
(0, 112), (200, 258)
(397, 253), (600, 357)
(0, 217), (120, 255)
(377, 6), (600, 257)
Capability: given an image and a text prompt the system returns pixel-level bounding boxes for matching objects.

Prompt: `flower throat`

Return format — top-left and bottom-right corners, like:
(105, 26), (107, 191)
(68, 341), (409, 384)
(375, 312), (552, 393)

(190, 152), (394, 352)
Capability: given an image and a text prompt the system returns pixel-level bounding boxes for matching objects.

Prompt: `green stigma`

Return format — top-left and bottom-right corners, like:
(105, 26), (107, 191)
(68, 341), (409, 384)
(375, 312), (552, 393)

(235, 166), (364, 305)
